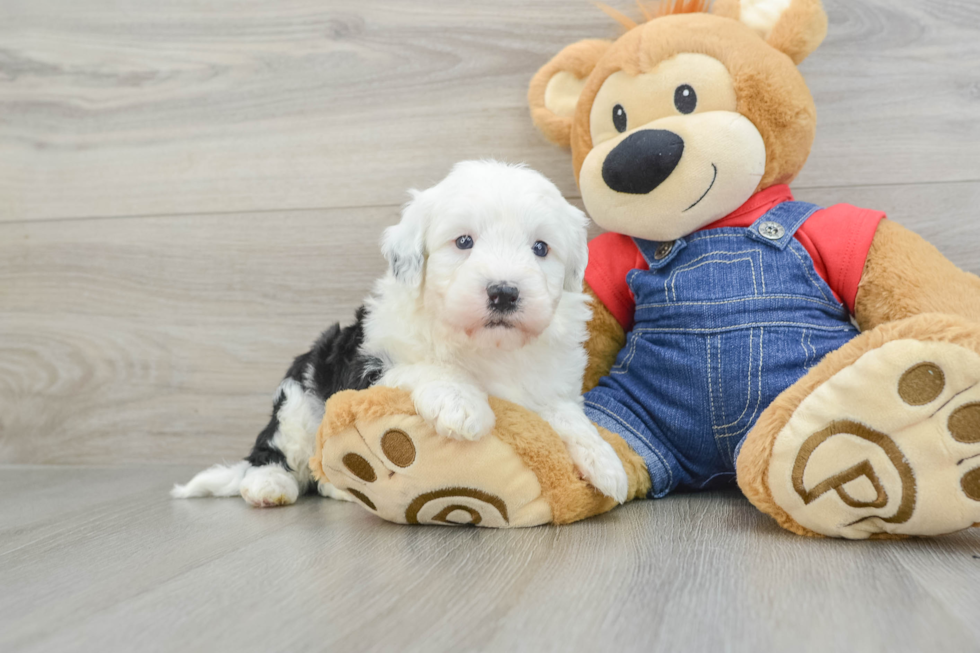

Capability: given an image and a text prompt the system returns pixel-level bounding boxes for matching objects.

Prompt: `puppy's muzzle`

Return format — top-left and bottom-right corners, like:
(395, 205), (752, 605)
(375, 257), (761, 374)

(487, 283), (520, 314)
(602, 129), (685, 195)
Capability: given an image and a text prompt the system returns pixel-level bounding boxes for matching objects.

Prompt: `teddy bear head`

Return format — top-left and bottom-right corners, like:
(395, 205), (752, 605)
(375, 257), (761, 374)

(528, 0), (828, 241)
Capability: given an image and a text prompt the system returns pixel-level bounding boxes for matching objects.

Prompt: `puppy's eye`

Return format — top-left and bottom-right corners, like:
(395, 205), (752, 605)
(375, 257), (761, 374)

(532, 241), (549, 258)
(674, 85), (697, 114)
(612, 104), (627, 133)
(455, 235), (474, 250)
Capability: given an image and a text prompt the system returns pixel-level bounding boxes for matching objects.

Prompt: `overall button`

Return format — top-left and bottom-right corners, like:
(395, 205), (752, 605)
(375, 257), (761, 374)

(758, 221), (785, 240)
(654, 241), (675, 260)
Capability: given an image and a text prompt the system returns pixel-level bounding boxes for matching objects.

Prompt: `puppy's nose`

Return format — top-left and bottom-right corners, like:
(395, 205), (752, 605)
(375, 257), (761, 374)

(487, 284), (520, 313)
(602, 129), (685, 195)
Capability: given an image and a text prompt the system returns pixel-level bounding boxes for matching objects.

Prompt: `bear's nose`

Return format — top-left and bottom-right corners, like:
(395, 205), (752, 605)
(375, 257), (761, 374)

(602, 129), (685, 195)
(487, 284), (520, 313)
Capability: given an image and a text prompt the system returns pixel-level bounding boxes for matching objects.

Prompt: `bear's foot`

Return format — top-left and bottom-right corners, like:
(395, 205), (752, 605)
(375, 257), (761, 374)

(310, 386), (650, 528)
(739, 314), (980, 539)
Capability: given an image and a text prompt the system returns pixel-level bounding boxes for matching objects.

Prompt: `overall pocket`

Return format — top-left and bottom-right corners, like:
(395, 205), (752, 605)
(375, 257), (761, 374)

(706, 327), (765, 463)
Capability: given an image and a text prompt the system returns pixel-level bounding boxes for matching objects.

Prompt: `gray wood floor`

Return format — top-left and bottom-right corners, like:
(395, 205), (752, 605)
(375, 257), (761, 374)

(3, 465), (980, 653)
(2, 0), (980, 651)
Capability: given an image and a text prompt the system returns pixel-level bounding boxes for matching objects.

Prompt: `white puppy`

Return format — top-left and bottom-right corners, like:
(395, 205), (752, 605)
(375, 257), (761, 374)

(364, 160), (629, 501)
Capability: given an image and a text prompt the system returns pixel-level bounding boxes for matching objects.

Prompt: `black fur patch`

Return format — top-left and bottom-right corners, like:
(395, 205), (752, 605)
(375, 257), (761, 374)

(245, 306), (380, 475)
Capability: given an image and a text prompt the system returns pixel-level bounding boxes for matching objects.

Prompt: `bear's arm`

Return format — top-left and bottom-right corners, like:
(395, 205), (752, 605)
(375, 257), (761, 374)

(582, 282), (626, 393)
(854, 219), (980, 331)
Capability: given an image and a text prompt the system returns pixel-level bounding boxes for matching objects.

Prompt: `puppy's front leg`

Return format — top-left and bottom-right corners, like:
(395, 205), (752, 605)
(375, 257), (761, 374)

(543, 402), (629, 503)
(381, 365), (496, 441)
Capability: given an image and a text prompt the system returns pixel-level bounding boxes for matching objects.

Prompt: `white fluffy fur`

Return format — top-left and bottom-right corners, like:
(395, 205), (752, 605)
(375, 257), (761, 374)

(170, 460), (250, 499)
(365, 160), (628, 502)
(171, 379), (342, 507)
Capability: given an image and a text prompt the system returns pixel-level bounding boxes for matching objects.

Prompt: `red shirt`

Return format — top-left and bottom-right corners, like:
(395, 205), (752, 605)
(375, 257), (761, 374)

(585, 185), (886, 330)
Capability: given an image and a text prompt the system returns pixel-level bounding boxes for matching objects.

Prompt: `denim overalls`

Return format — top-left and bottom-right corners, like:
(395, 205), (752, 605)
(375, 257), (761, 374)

(583, 201), (860, 497)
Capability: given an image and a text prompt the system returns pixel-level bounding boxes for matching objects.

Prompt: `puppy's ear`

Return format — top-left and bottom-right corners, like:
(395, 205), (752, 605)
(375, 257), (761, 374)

(563, 206), (590, 293)
(381, 190), (428, 287)
(528, 39), (611, 147)
(716, 0), (827, 64)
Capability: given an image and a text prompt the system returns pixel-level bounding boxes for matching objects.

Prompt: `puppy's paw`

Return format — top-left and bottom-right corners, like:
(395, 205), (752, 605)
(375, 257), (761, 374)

(413, 382), (496, 441)
(240, 465), (300, 507)
(566, 439), (629, 504)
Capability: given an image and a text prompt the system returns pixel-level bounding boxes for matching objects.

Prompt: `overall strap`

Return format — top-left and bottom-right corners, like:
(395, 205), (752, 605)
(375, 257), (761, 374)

(746, 201), (822, 250)
(633, 236), (688, 269)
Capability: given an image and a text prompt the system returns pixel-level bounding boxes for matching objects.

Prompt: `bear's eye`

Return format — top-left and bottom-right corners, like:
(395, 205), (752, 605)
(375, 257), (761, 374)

(612, 104), (627, 133)
(674, 85), (697, 114)
(532, 241), (549, 258)
(455, 235), (474, 250)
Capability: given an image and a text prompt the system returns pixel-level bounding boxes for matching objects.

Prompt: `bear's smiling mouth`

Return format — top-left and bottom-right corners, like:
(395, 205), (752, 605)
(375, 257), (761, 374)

(683, 163), (717, 212)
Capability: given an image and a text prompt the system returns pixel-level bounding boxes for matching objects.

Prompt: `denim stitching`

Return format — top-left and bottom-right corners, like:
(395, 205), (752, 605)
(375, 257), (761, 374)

(707, 335), (719, 428)
(714, 329), (754, 431)
(685, 232), (745, 243)
(667, 251), (761, 301)
(631, 322), (855, 334)
(716, 327), (765, 440)
(610, 331), (640, 375)
(635, 294), (843, 312)
(786, 242), (833, 303)
(584, 400), (674, 488)
(800, 329), (811, 369)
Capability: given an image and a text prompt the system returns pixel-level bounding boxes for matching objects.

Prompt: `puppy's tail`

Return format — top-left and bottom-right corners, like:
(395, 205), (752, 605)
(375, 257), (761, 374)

(170, 460), (250, 499)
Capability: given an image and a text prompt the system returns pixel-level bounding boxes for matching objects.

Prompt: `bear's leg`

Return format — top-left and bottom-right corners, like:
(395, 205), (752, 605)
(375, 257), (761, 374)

(310, 386), (650, 527)
(737, 313), (980, 539)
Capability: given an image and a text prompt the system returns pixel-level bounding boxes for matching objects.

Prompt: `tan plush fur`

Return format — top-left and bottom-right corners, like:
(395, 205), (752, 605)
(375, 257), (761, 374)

(765, 0), (828, 64)
(855, 220), (980, 332)
(529, 6), (821, 192)
(736, 313), (980, 537)
(710, 0), (741, 20)
(312, 386), (649, 525)
(489, 396), (650, 524)
(568, 14), (816, 190)
(528, 39), (611, 147)
(582, 282), (626, 393)
(309, 386), (417, 484)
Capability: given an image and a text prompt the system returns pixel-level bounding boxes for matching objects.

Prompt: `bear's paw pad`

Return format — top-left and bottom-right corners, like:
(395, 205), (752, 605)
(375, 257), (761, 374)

(768, 339), (980, 538)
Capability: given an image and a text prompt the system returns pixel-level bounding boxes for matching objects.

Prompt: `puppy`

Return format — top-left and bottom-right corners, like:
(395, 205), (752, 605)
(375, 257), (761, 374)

(365, 160), (628, 500)
(173, 160), (628, 506)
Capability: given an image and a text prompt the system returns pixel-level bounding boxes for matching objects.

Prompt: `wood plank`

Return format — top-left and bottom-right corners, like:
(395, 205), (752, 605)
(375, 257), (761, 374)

(1, 465), (978, 653)
(2, 180), (978, 466)
(0, 205), (394, 464)
(1, 0), (979, 222)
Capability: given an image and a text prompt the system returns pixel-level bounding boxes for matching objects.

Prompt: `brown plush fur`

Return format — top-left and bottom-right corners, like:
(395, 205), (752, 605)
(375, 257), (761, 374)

(736, 313), (980, 537)
(489, 396), (650, 524)
(766, 0), (828, 64)
(313, 386), (650, 525)
(563, 13), (817, 192)
(582, 282), (627, 393)
(528, 39), (611, 147)
(855, 220), (980, 332)
(710, 0), (741, 20)
(597, 0), (710, 29)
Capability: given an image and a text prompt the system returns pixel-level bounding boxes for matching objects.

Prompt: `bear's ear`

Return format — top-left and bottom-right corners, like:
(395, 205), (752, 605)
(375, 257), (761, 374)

(528, 39), (611, 147)
(713, 0), (828, 65)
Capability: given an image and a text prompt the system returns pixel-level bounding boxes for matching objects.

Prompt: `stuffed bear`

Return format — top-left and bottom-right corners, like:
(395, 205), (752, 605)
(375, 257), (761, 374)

(312, 0), (980, 538)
